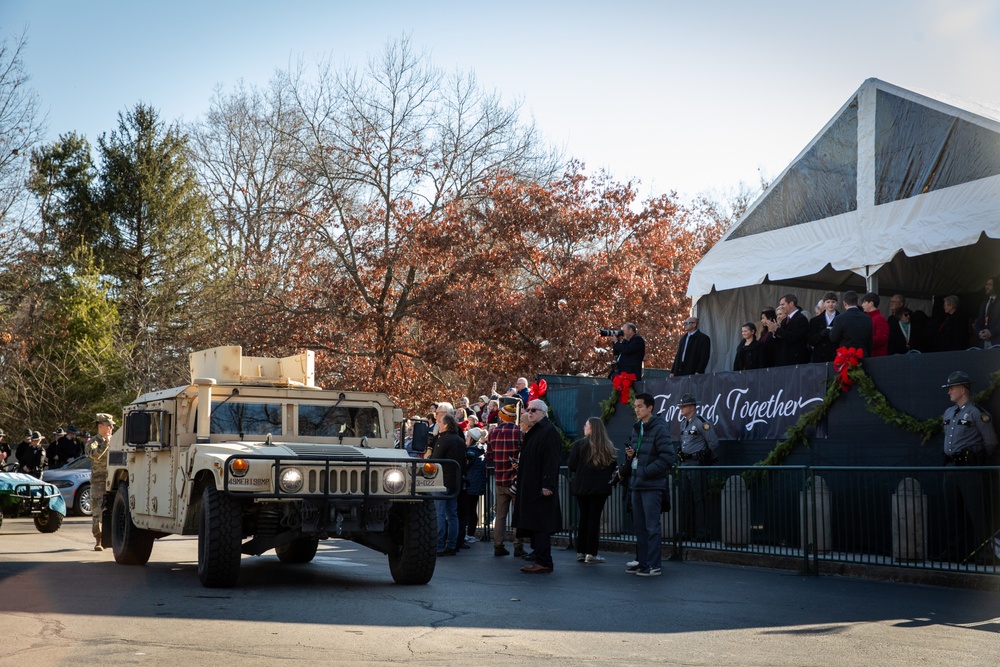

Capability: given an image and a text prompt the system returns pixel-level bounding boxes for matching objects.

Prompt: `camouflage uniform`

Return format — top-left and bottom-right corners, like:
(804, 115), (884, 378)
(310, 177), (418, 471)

(86, 416), (114, 550)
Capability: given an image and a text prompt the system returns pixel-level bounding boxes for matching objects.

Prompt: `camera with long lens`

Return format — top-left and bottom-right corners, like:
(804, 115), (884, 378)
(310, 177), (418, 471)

(599, 327), (624, 337)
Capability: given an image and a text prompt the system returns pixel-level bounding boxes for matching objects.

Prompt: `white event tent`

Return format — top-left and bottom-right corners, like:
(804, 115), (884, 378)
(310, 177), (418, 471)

(688, 78), (1000, 373)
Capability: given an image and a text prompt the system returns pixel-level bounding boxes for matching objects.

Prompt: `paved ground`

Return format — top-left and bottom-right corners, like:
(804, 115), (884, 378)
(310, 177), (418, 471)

(1, 516), (998, 666)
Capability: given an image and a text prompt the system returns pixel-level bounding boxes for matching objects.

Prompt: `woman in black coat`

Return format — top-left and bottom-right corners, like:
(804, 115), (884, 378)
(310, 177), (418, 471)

(757, 308), (778, 368)
(429, 414), (467, 556)
(568, 417), (617, 563)
(733, 322), (762, 371)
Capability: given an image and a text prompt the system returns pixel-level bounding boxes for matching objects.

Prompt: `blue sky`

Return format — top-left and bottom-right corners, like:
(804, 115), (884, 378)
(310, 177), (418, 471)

(3, 0), (999, 202)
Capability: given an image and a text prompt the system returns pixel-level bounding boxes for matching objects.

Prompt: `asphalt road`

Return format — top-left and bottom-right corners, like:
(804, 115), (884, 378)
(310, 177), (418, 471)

(1, 516), (998, 666)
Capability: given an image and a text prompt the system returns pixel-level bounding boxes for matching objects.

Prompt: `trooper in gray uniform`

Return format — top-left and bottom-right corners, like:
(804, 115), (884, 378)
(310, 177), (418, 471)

(940, 371), (998, 563)
(676, 394), (720, 541)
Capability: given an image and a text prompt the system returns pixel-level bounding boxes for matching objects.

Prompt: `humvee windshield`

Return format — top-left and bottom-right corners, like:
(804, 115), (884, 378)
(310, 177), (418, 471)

(299, 404), (381, 438)
(211, 402), (282, 435)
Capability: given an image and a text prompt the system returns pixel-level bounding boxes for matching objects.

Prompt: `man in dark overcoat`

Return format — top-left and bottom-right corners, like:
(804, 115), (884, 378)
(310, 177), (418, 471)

(511, 399), (562, 573)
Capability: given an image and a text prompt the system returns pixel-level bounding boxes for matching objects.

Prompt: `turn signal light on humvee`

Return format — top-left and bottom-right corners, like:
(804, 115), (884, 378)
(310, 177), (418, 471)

(421, 462), (437, 478)
(229, 458), (249, 477)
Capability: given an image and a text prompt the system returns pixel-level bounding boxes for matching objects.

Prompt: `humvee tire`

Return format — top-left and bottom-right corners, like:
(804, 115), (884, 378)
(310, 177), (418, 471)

(198, 485), (242, 588)
(387, 500), (437, 585)
(275, 536), (319, 564)
(111, 483), (154, 565)
(34, 508), (62, 533)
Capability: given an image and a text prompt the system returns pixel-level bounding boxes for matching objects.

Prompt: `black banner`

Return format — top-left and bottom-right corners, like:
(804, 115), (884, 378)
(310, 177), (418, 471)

(643, 365), (829, 441)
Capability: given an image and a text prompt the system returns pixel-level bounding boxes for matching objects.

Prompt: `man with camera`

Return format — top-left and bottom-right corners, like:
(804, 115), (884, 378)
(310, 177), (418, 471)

(606, 323), (645, 380)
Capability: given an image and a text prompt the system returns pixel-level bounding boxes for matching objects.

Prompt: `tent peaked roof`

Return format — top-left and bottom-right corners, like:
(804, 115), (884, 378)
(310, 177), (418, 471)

(688, 78), (1000, 299)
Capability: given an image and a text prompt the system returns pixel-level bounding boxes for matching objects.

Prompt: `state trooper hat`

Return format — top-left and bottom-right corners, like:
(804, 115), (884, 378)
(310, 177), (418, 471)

(679, 393), (698, 407)
(23, 428), (32, 438)
(67, 425), (79, 434)
(30, 430), (43, 441)
(53, 427), (67, 436)
(0, 428), (5, 437)
(95, 413), (116, 426)
(941, 371), (972, 388)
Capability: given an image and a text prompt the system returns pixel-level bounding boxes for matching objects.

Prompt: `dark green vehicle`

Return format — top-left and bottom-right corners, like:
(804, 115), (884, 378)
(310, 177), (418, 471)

(0, 468), (68, 533)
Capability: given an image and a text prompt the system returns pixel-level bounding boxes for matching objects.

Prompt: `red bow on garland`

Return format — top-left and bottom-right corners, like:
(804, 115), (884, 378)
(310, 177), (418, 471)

(612, 372), (637, 404)
(528, 379), (547, 401)
(833, 346), (864, 391)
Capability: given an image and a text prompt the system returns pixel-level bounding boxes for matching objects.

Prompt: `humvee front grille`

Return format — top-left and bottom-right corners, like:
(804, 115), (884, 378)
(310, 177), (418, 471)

(307, 468), (381, 494)
(221, 453), (459, 501)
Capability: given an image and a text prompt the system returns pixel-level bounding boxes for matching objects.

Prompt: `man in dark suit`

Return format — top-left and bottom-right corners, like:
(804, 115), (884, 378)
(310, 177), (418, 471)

(829, 290), (872, 357)
(772, 293), (810, 366)
(975, 276), (1000, 349)
(670, 316), (711, 377)
(808, 291), (840, 363)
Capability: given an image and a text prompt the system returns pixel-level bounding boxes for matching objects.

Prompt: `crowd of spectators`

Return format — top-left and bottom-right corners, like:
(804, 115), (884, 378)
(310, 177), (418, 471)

(728, 277), (1000, 371)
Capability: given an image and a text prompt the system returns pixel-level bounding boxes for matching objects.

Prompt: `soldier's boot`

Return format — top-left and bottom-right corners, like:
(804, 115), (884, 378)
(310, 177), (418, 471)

(94, 537), (103, 551)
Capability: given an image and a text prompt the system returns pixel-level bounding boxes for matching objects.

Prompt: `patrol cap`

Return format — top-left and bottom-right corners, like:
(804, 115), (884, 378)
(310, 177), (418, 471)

(95, 413), (116, 426)
(941, 371), (972, 388)
(30, 430), (43, 441)
(53, 427), (67, 436)
(679, 393), (698, 407)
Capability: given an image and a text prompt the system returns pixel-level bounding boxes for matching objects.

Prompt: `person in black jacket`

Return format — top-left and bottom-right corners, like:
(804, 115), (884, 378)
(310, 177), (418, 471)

(732, 322), (761, 371)
(772, 294), (810, 366)
(19, 431), (46, 477)
(933, 295), (969, 352)
(511, 399), (563, 574)
(808, 292), (840, 363)
(829, 290), (872, 357)
(568, 417), (617, 564)
(429, 411), (466, 556)
(622, 393), (675, 577)
(0, 429), (10, 469)
(612, 323), (646, 379)
(758, 308), (778, 368)
(670, 317), (711, 377)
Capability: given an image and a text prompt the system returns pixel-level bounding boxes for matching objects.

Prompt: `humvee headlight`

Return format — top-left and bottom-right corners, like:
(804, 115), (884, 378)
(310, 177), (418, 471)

(383, 469), (406, 494)
(421, 462), (438, 479)
(229, 458), (249, 478)
(278, 468), (304, 493)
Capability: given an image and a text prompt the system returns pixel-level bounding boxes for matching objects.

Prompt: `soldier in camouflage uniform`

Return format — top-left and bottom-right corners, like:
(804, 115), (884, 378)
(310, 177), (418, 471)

(87, 413), (115, 551)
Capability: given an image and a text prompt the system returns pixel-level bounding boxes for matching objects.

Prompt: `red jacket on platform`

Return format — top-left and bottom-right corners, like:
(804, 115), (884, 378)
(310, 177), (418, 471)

(867, 310), (889, 357)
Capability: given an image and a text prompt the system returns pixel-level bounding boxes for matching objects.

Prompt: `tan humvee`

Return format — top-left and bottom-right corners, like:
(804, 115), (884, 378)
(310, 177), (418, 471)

(103, 346), (454, 588)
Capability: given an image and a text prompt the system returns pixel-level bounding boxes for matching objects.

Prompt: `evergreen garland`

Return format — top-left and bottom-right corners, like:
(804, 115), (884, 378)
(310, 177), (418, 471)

(752, 366), (1000, 471)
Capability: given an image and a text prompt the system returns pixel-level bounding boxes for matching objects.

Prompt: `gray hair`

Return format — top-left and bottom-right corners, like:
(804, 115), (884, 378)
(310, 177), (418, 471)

(436, 402), (455, 415)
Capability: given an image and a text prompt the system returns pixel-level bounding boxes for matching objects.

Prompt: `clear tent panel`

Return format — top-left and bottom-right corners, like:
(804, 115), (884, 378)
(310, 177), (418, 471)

(875, 90), (1000, 205)
(728, 97), (858, 240)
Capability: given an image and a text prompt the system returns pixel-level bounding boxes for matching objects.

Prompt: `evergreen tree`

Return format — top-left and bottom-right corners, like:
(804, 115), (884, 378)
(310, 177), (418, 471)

(97, 103), (212, 392)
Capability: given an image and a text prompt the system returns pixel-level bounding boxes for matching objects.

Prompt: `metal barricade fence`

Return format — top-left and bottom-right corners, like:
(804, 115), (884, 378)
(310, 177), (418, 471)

(471, 464), (999, 575)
